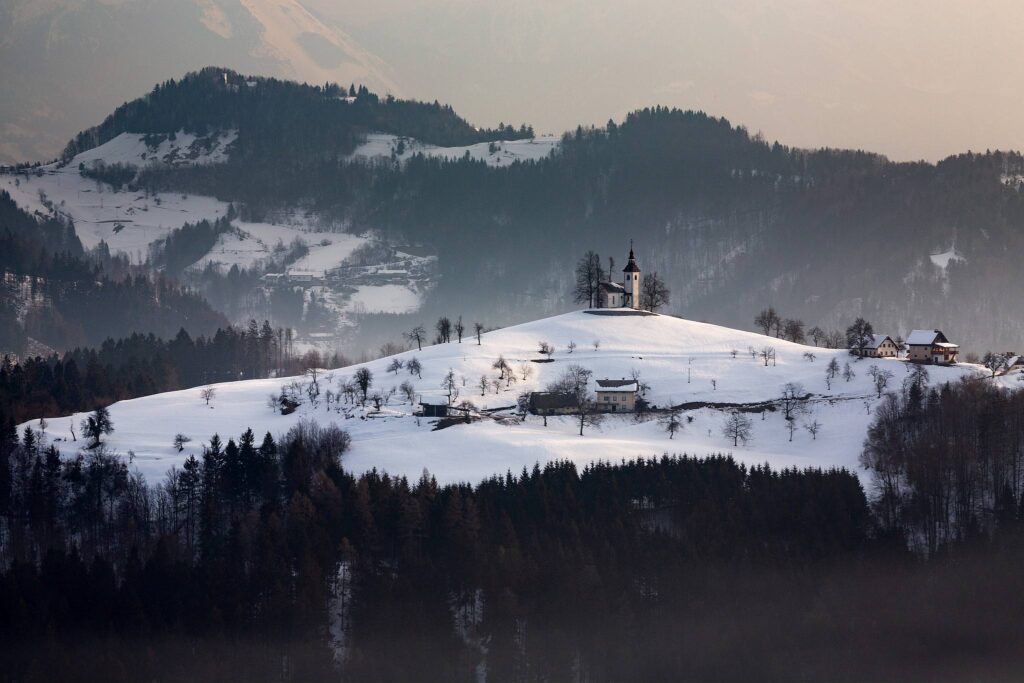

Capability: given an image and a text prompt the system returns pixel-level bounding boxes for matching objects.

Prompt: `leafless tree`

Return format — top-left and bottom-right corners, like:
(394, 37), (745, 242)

(843, 362), (856, 382)
(723, 411), (753, 446)
(436, 317), (452, 343)
(492, 355), (511, 380)
(200, 386), (216, 406)
(660, 405), (683, 439)
(478, 375), (489, 396)
(441, 368), (459, 404)
(400, 380), (417, 404)
(407, 357), (422, 378)
(519, 363), (533, 382)
(474, 322), (484, 345)
(593, 339), (601, 351)
(808, 326), (825, 346)
(640, 272), (671, 312)
(455, 316), (465, 343)
(556, 363), (603, 436)
(404, 325), (426, 351)
(760, 346), (776, 367)
(779, 382), (808, 422)
(754, 307), (780, 336)
(731, 349), (739, 359)
(574, 250), (605, 308)
(786, 419), (798, 442)
(567, 340), (577, 354)
(387, 358), (404, 375)
(868, 364), (895, 397)
(803, 352), (816, 362)
(354, 367), (373, 402)
(783, 319), (806, 343)
(173, 433), (191, 452)
(538, 341), (554, 359)
(804, 419), (822, 440)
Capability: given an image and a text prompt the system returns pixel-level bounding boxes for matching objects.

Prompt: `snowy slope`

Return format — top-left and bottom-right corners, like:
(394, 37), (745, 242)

(349, 133), (560, 167)
(23, 310), (981, 486)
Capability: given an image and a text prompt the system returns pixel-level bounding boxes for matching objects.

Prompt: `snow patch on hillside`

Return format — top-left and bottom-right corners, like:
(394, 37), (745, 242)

(349, 133), (560, 167)
(23, 311), (981, 487)
(929, 248), (965, 270)
(73, 130), (237, 169)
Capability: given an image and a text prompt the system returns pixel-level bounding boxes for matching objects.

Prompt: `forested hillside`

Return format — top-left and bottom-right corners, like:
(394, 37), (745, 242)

(96, 76), (1024, 352)
(0, 191), (226, 354)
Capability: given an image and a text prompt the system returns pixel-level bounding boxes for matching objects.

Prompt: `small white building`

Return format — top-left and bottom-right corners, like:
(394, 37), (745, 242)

(864, 334), (899, 358)
(596, 379), (639, 412)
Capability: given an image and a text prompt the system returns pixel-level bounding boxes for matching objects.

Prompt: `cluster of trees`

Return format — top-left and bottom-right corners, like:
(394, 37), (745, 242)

(0, 320), (307, 424)
(1, 423), (891, 680)
(861, 375), (1024, 553)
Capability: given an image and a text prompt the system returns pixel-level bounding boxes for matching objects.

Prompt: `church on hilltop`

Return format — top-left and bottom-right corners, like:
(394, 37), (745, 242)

(597, 246), (642, 309)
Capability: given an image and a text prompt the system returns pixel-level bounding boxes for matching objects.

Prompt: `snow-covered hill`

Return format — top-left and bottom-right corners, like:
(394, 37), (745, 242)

(22, 310), (981, 486)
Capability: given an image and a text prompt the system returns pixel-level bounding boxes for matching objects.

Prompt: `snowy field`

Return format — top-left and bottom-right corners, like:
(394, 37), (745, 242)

(349, 133), (560, 167)
(22, 311), (981, 487)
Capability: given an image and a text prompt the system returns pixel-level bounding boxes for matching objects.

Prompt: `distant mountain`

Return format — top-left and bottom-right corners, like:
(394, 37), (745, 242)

(0, 0), (401, 164)
(11, 69), (1024, 355)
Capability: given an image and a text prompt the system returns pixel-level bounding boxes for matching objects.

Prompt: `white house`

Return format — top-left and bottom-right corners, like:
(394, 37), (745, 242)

(906, 329), (959, 364)
(864, 334), (899, 358)
(595, 379), (639, 412)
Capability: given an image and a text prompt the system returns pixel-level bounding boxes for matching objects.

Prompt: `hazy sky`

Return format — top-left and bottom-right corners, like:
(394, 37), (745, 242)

(4, 1), (1024, 162)
(313, 0), (1024, 161)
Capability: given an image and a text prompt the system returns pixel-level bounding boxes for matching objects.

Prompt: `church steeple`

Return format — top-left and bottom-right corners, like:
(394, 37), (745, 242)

(622, 242), (641, 308)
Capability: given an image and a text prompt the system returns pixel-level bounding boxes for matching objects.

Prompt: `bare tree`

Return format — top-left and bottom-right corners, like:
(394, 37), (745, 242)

(478, 375), (489, 396)
(200, 386), (217, 406)
(723, 411), (753, 446)
(779, 382), (808, 422)
(786, 419), (797, 442)
(173, 433), (192, 452)
(474, 322), (484, 345)
(519, 363), (533, 382)
(783, 319), (806, 343)
(354, 367), (373, 402)
(760, 346), (776, 367)
(567, 340), (577, 354)
(555, 363), (603, 436)
(843, 362), (856, 382)
(808, 326), (825, 346)
(593, 339), (601, 351)
(538, 341), (554, 360)
(846, 318), (875, 356)
(802, 352), (816, 362)
(731, 349), (739, 359)
(407, 357), (422, 378)
(492, 355), (511, 380)
(387, 358), (404, 375)
(640, 272), (671, 312)
(804, 420), (822, 440)
(660, 405), (683, 439)
(436, 317), (452, 343)
(868, 364), (895, 397)
(441, 368), (459, 404)
(754, 307), (780, 336)
(826, 357), (840, 379)
(404, 325), (426, 351)
(455, 316), (465, 343)
(400, 380), (417, 404)
(573, 250), (605, 308)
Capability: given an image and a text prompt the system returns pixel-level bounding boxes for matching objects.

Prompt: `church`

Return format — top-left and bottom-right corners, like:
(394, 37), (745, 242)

(597, 246), (642, 309)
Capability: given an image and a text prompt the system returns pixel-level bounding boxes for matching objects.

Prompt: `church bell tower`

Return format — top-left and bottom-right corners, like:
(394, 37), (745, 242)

(623, 243), (641, 309)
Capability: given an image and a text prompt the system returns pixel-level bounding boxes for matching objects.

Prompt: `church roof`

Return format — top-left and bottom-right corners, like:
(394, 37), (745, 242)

(622, 247), (641, 272)
(599, 281), (625, 293)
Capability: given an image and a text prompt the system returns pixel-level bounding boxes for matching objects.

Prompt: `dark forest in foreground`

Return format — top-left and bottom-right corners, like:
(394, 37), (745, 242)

(3, 376), (1024, 681)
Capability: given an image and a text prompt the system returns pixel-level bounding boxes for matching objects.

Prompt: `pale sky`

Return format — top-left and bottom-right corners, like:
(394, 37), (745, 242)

(312, 0), (1024, 161)
(4, 0), (1024, 163)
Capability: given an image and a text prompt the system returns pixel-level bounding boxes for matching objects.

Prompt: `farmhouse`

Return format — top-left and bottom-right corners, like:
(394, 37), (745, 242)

(596, 379), (639, 412)
(906, 329), (959, 364)
(596, 246), (642, 309)
(528, 392), (578, 416)
(864, 334), (899, 358)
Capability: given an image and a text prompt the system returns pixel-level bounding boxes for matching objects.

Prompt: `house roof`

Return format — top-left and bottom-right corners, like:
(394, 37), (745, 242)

(596, 379), (639, 391)
(907, 329), (949, 346)
(599, 281), (625, 293)
(935, 342), (959, 349)
(866, 334), (894, 349)
(529, 392), (577, 410)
